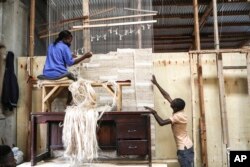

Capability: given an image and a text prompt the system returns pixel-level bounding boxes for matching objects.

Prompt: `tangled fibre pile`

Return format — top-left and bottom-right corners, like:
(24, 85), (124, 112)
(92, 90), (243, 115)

(62, 78), (117, 165)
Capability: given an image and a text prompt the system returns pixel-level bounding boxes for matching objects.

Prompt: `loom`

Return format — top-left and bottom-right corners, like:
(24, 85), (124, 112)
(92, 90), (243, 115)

(39, 0), (155, 54)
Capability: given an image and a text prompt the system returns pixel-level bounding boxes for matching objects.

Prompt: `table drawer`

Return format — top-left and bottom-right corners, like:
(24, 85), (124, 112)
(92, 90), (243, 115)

(116, 123), (147, 139)
(117, 140), (148, 155)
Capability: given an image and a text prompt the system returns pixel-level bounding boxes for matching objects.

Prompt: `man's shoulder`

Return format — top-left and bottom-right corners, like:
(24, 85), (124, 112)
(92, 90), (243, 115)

(172, 110), (187, 123)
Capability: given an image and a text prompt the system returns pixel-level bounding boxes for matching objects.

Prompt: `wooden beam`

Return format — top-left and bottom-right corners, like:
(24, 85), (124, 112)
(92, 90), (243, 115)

(154, 11), (250, 19)
(193, 0), (200, 50)
(189, 53), (197, 166)
(247, 52), (250, 95)
(199, 1), (213, 31)
(190, 1), (213, 49)
(137, 0), (142, 49)
(189, 49), (250, 54)
(216, 53), (230, 146)
(154, 32), (250, 39)
(124, 7), (157, 13)
(197, 53), (208, 167)
(73, 20), (157, 29)
(238, 38), (250, 48)
(153, 0), (249, 6)
(154, 39), (245, 45)
(154, 22), (250, 29)
(223, 66), (247, 69)
(83, 0), (91, 52)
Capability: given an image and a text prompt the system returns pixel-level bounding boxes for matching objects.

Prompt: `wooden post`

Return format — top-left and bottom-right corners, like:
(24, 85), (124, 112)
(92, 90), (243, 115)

(197, 54), (208, 167)
(137, 0), (142, 48)
(212, 0), (219, 50)
(193, 0), (200, 50)
(25, 0), (36, 161)
(193, 0), (208, 166)
(247, 52), (250, 95)
(189, 53), (197, 165)
(213, 0), (230, 146)
(217, 53), (229, 146)
(83, 0), (91, 52)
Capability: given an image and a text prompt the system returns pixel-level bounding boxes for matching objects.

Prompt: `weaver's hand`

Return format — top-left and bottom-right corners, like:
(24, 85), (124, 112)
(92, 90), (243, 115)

(84, 52), (93, 59)
(72, 53), (77, 58)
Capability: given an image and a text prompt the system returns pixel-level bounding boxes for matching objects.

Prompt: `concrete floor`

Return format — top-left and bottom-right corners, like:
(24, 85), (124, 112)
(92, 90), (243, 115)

(18, 157), (167, 167)
(18, 162), (167, 167)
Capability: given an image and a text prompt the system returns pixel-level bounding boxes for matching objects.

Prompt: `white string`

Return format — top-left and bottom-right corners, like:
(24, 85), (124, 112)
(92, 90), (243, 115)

(62, 78), (118, 164)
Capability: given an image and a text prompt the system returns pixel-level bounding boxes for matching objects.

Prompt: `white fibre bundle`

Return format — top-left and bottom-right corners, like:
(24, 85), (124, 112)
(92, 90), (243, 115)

(62, 78), (117, 165)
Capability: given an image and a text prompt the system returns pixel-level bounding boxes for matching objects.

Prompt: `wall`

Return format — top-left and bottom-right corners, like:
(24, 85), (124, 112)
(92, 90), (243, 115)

(0, 0), (28, 146)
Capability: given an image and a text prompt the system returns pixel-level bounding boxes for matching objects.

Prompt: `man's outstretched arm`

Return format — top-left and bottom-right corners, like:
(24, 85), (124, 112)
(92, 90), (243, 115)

(151, 75), (172, 103)
(73, 51), (92, 65)
(144, 106), (172, 126)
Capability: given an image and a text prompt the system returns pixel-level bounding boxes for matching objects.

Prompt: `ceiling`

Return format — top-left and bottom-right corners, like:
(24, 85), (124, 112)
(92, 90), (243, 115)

(152, 0), (250, 52)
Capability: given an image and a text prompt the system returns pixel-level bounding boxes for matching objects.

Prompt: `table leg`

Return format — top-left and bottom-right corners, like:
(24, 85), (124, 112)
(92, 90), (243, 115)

(31, 115), (37, 166)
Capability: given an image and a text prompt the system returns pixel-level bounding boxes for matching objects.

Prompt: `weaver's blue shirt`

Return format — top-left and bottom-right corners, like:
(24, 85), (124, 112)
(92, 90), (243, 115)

(43, 41), (74, 78)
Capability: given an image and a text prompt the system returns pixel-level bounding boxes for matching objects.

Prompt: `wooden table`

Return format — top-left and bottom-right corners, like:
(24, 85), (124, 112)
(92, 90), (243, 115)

(31, 111), (152, 166)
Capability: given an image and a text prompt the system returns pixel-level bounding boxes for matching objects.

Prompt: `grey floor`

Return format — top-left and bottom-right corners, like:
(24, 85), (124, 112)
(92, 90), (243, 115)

(18, 157), (167, 167)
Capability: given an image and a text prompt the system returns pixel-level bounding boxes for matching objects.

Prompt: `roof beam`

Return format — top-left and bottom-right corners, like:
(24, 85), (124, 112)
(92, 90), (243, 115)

(154, 22), (250, 29)
(154, 32), (250, 39)
(154, 38), (245, 45)
(199, 1), (213, 31)
(153, 0), (249, 6)
(154, 11), (250, 19)
(238, 38), (250, 48)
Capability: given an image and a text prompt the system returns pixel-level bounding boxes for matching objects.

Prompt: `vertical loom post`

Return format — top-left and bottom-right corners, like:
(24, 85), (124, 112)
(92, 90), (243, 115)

(189, 53), (197, 165)
(26, 0), (36, 160)
(247, 52), (250, 95)
(197, 54), (208, 167)
(137, 0), (142, 48)
(193, 0), (200, 50)
(83, 0), (91, 52)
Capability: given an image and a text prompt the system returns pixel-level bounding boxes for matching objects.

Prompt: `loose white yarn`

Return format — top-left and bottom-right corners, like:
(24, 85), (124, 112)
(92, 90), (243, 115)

(62, 78), (117, 165)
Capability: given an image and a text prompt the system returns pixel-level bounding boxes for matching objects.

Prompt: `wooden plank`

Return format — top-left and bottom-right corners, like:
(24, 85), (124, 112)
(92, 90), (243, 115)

(189, 53), (197, 165)
(73, 20), (157, 29)
(189, 49), (250, 54)
(83, 0), (91, 52)
(192, 0), (200, 50)
(43, 86), (60, 103)
(216, 53), (229, 145)
(247, 52), (250, 95)
(223, 66), (247, 69)
(137, 0), (142, 49)
(197, 54), (208, 167)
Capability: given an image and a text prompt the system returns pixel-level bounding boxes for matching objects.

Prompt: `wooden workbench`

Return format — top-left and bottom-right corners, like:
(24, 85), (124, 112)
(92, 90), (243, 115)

(33, 79), (131, 112)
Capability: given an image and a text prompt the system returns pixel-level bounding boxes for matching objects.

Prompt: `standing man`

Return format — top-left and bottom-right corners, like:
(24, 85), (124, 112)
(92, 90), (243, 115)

(145, 75), (194, 167)
(41, 30), (92, 80)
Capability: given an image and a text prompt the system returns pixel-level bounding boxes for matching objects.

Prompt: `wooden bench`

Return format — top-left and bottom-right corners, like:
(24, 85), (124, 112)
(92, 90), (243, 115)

(33, 78), (131, 112)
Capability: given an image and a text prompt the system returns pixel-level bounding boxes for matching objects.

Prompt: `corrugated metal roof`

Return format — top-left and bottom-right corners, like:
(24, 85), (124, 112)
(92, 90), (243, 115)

(152, 0), (250, 51)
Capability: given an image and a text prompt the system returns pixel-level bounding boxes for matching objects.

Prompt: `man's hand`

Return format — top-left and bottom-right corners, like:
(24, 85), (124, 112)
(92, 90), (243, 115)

(151, 75), (158, 85)
(72, 53), (77, 58)
(84, 52), (93, 59)
(144, 106), (157, 115)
